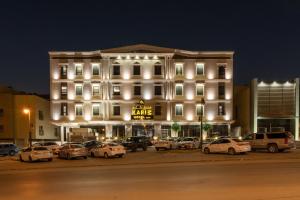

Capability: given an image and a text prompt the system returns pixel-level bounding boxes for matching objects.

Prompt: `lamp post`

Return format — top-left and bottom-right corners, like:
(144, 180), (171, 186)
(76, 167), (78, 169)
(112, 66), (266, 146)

(198, 98), (205, 151)
(23, 108), (32, 148)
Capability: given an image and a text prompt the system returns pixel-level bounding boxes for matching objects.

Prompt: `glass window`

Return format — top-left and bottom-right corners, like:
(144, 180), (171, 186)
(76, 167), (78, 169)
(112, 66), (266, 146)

(218, 103), (225, 116)
(75, 85), (83, 96)
(60, 65), (68, 78)
(175, 104), (183, 116)
(75, 65), (83, 76)
(196, 63), (204, 75)
(134, 85), (141, 95)
(92, 85), (100, 96)
(60, 103), (68, 116)
(113, 85), (120, 95)
(256, 134), (264, 139)
(133, 64), (140, 75)
(196, 104), (204, 116)
(92, 65), (100, 75)
(196, 84), (204, 96)
(175, 84), (183, 96)
(113, 105), (120, 116)
(61, 83), (68, 97)
(39, 126), (44, 136)
(154, 63), (162, 75)
(75, 105), (83, 116)
(93, 104), (100, 116)
(38, 110), (44, 120)
(113, 65), (120, 75)
(218, 66), (226, 79)
(155, 104), (161, 115)
(175, 64), (183, 75)
(154, 85), (162, 96)
(218, 83), (225, 98)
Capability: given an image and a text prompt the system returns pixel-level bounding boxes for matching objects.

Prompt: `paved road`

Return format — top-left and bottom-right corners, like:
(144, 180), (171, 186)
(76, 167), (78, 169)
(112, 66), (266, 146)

(1, 159), (300, 200)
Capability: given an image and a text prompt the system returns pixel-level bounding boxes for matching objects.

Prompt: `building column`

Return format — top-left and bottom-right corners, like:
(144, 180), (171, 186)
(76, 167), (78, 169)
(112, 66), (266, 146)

(295, 78), (299, 140)
(251, 79), (258, 133)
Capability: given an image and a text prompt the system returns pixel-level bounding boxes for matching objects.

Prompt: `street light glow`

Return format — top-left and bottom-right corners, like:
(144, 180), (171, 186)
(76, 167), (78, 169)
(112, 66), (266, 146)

(23, 108), (30, 114)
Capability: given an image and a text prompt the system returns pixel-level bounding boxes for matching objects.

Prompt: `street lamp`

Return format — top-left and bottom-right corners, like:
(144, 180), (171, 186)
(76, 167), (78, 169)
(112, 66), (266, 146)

(23, 108), (32, 148)
(198, 98), (205, 151)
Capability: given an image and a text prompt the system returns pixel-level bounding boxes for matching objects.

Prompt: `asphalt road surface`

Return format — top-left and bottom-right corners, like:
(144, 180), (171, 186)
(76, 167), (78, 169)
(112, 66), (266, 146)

(1, 159), (300, 200)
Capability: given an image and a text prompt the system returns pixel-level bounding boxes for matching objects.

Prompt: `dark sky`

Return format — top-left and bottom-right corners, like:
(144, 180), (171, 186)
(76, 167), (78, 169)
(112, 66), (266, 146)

(0, 0), (300, 94)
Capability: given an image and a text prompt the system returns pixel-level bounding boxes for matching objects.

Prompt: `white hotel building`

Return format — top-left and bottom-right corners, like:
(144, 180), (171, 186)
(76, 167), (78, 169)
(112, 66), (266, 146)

(50, 44), (234, 142)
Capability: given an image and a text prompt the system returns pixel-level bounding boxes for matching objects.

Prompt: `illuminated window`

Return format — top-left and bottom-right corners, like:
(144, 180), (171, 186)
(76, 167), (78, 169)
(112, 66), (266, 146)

(196, 63), (204, 75)
(75, 105), (83, 116)
(60, 83), (68, 99)
(196, 84), (204, 96)
(60, 65), (68, 79)
(133, 62), (140, 75)
(175, 104), (183, 116)
(60, 103), (68, 116)
(75, 65), (83, 76)
(113, 104), (120, 116)
(113, 85), (120, 95)
(218, 103), (226, 116)
(196, 104), (204, 116)
(175, 84), (183, 96)
(218, 83), (225, 99)
(75, 84), (83, 96)
(92, 104), (101, 116)
(92, 64), (100, 75)
(175, 63), (183, 75)
(92, 85), (100, 96)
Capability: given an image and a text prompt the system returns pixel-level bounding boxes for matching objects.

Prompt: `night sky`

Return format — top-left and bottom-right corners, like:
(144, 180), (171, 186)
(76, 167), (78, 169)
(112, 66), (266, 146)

(0, 0), (300, 94)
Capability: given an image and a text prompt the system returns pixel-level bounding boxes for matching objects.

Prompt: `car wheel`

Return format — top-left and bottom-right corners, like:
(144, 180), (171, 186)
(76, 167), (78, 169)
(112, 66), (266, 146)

(104, 152), (109, 159)
(48, 158), (53, 162)
(204, 147), (210, 154)
(228, 148), (236, 155)
(118, 154), (124, 158)
(155, 147), (160, 151)
(268, 144), (278, 153)
(67, 153), (71, 160)
(9, 150), (15, 156)
(19, 155), (24, 162)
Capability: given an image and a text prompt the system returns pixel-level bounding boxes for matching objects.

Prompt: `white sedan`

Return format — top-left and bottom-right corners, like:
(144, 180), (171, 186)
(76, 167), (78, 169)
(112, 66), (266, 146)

(19, 147), (53, 162)
(90, 143), (126, 158)
(203, 138), (251, 155)
(155, 138), (178, 151)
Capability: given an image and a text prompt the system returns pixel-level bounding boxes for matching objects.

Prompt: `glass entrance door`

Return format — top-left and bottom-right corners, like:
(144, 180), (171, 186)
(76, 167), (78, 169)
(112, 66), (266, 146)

(132, 125), (154, 137)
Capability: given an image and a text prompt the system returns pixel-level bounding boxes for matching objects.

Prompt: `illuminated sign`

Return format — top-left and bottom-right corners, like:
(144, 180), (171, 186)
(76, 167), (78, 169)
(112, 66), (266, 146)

(131, 100), (153, 120)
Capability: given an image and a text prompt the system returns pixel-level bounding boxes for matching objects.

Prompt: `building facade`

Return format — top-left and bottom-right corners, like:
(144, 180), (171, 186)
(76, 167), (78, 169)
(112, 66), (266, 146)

(50, 44), (234, 142)
(251, 78), (300, 140)
(0, 86), (58, 146)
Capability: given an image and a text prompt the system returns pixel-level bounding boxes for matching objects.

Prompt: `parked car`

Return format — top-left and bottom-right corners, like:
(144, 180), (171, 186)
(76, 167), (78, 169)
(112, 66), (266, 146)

(58, 144), (88, 159)
(243, 132), (296, 153)
(155, 138), (178, 151)
(90, 143), (126, 158)
(33, 142), (61, 154)
(122, 136), (148, 152)
(177, 137), (200, 149)
(83, 140), (100, 151)
(0, 143), (19, 156)
(203, 138), (251, 155)
(19, 147), (53, 162)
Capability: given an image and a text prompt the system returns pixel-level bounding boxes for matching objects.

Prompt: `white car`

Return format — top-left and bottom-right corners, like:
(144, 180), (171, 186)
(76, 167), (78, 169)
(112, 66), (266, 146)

(203, 138), (251, 155)
(177, 137), (200, 149)
(33, 142), (61, 154)
(155, 138), (178, 151)
(19, 147), (53, 162)
(90, 143), (126, 158)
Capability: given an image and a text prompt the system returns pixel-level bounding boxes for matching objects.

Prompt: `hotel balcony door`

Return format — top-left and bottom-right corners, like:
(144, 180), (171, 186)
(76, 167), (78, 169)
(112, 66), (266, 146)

(132, 125), (154, 137)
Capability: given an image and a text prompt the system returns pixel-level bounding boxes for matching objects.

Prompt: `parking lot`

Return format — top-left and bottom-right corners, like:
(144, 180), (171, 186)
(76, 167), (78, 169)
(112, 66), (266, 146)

(1, 146), (300, 171)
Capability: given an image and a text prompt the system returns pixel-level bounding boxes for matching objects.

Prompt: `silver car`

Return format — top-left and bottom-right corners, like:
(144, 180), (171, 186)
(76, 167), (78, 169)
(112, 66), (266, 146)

(19, 147), (53, 162)
(58, 144), (88, 160)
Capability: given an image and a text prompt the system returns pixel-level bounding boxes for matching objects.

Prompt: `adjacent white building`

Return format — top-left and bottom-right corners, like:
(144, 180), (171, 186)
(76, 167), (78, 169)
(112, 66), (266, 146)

(49, 44), (234, 142)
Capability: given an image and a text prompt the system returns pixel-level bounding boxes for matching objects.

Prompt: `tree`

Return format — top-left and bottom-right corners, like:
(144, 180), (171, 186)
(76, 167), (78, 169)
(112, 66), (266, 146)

(202, 123), (212, 137)
(171, 121), (181, 137)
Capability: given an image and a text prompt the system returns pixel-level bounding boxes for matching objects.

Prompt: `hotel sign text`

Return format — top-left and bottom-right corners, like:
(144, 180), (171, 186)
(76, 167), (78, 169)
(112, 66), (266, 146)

(131, 100), (153, 120)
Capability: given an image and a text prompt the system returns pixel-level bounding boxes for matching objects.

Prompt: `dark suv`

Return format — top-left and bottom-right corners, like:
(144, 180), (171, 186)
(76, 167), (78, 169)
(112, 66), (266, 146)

(0, 143), (19, 156)
(122, 136), (148, 152)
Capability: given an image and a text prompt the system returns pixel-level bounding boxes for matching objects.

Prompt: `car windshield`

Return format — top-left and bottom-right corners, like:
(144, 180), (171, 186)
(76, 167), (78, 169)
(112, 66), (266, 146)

(183, 138), (193, 141)
(33, 147), (48, 151)
(232, 139), (243, 142)
(70, 144), (83, 148)
(108, 143), (119, 146)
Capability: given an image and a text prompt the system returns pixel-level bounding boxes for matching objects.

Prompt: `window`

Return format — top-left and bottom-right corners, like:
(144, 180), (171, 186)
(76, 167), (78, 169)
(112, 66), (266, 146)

(196, 84), (204, 96)
(0, 109), (3, 117)
(175, 63), (183, 75)
(196, 63), (204, 75)
(134, 85), (141, 95)
(155, 104), (161, 116)
(75, 105), (83, 116)
(133, 63), (140, 75)
(267, 133), (287, 139)
(54, 127), (60, 137)
(220, 139), (230, 144)
(113, 85), (120, 95)
(0, 125), (3, 133)
(92, 104), (100, 116)
(60, 65), (68, 78)
(175, 104), (183, 116)
(113, 105), (120, 116)
(154, 62), (162, 75)
(39, 126), (44, 136)
(92, 64), (100, 75)
(256, 134), (264, 139)
(218, 66), (226, 79)
(154, 85), (162, 96)
(60, 83), (68, 99)
(113, 65), (120, 75)
(244, 134), (254, 140)
(75, 65), (83, 76)
(38, 110), (44, 120)
(175, 84), (183, 96)
(60, 103), (68, 116)
(196, 104), (204, 116)
(75, 84), (83, 96)
(218, 103), (225, 116)
(218, 83), (225, 99)
(92, 85), (100, 96)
